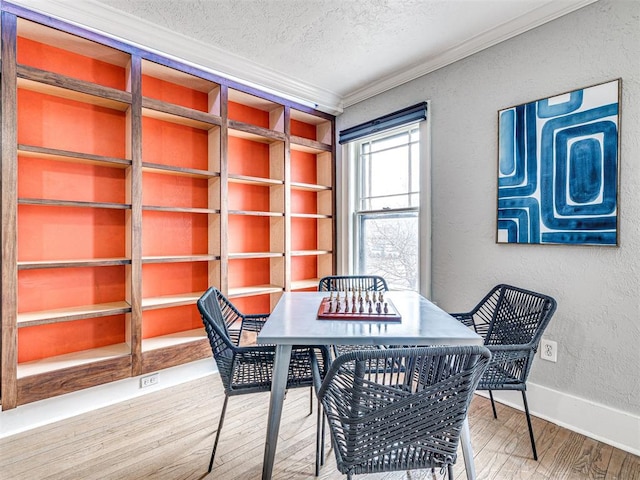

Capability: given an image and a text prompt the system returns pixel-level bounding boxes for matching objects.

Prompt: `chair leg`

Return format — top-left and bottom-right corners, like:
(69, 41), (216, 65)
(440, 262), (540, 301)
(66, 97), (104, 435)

(208, 395), (229, 473)
(447, 463), (454, 480)
(522, 391), (538, 461)
(309, 386), (313, 415)
(315, 402), (322, 476)
(488, 390), (498, 419)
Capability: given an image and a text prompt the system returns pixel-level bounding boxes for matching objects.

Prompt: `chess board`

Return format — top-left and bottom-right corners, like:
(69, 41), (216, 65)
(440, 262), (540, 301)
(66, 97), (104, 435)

(317, 296), (402, 322)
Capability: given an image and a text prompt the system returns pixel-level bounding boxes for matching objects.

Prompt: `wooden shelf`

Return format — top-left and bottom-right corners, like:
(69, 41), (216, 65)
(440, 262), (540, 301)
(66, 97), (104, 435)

(228, 285), (283, 298)
(17, 301), (131, 328)
(142, 255), (219, 264)
(142, 162), (218, 179)
(18, 258), (131, 270)
(228, 210), (284, 217)
(17, 343), (131, 378)
(18, 70), (131, 111)
(142, 98), (222, 130)
(291, 212), (331, 219)
(18, 144), (131, 168)
(291, 278), (322, 290)
(290, 181), (331, 192)
(228, 121), (286, 143)
(291, 250), (332, 256)
(19, 198), (131, 210)
(228, 173), (284, 186)
(142, 205), (219, 214)
(141, 292), (204, 311)
(228, 252), (284, 259)
(141, 329), (207, 352)
(290, 135), (332, 153)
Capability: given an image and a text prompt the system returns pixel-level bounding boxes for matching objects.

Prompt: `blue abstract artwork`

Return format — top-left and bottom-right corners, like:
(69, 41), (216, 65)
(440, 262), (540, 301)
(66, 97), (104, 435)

(497, 79), (620, 246)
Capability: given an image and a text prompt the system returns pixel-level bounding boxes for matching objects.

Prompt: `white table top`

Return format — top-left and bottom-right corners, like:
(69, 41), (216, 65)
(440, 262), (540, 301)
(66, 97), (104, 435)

(257, 290), (482, 346)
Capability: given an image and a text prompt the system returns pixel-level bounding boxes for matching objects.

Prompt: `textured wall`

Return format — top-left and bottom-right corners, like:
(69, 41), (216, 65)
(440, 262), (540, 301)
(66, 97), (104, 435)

(337, 0), (640, 415)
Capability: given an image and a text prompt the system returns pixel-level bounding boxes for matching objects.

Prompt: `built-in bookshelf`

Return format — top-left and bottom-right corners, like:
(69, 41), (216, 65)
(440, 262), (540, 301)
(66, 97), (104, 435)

(0, 4), (334, 409)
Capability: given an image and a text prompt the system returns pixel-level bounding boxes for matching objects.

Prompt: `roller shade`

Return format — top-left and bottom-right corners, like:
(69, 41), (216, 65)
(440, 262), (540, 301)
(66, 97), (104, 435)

(338, 102), (427, 144)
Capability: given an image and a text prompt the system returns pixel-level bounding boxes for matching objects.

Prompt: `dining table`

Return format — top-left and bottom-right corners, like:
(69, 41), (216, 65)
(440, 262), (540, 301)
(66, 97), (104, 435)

(256, 290), (483, 480)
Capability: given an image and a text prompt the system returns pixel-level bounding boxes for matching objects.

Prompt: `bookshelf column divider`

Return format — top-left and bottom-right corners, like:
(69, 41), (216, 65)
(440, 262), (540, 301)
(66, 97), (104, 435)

(219, 84), (229, 295)
(283, 106), (292, 293)
(128, 54), (143, 376)
(1, 11), (19, 410)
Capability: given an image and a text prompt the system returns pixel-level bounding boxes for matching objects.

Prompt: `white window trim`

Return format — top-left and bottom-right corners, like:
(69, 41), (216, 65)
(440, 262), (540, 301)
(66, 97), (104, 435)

(337, 102), (432, 298)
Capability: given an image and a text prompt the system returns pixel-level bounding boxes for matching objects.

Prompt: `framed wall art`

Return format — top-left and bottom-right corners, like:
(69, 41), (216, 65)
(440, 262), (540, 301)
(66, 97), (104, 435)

(497, 79), (620, 246)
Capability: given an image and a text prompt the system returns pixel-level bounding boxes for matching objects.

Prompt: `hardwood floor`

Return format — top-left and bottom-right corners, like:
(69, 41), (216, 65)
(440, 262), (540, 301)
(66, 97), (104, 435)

(1, 373), (638, 479)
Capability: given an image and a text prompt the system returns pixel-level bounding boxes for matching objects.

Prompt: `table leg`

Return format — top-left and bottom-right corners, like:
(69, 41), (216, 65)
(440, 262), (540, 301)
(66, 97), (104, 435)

(460, 417), (476, 480)
(262, 344), (292, 480)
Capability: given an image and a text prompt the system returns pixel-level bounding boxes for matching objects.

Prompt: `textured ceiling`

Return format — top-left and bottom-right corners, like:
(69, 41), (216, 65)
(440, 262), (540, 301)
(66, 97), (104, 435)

(14, 0), (597, 112)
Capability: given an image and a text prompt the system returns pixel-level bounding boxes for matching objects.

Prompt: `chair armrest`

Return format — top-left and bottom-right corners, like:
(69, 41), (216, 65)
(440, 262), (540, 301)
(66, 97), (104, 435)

(242, 313), (270, 333)
(450, 312), (475, 328)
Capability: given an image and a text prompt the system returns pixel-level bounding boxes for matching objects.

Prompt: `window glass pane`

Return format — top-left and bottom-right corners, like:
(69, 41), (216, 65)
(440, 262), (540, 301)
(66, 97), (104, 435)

(357, 211), (419, 291)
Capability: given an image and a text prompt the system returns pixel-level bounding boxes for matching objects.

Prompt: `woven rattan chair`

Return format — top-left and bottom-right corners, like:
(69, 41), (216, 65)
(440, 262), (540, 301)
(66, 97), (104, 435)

(318, 275), (389, 357)
(450, 284), (557, 460)
(197, 287), (330, 473)
(310, 345), (491, 479)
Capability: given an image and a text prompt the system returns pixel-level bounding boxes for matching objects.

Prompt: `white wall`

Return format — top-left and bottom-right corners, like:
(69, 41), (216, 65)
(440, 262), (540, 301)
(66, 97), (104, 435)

(337, 0), (639, 451)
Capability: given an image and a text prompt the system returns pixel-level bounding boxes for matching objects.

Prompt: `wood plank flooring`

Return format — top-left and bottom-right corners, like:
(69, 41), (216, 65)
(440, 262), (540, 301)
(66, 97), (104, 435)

(1, 373), (638, 479)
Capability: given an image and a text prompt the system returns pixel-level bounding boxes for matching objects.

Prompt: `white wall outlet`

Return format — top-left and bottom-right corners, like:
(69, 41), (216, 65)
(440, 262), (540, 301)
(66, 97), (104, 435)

(140, 373), (159, 388)
(540, 338), (558, 363)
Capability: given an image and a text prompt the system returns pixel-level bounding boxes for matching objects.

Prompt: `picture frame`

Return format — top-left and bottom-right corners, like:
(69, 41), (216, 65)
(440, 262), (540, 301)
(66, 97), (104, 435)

(497, 79), (620, 246)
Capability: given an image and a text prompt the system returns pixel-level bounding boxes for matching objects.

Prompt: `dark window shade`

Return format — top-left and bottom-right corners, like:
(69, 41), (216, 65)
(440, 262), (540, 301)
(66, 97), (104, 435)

(339, 102), (427, 144)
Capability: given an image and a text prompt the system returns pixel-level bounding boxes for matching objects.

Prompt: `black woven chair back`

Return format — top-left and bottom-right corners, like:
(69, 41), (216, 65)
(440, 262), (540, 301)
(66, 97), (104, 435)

(469, 284), (556, 348)
(317, 346), (490, 477)
(197, 287), (238, 387)
(318, 275), (388, 293)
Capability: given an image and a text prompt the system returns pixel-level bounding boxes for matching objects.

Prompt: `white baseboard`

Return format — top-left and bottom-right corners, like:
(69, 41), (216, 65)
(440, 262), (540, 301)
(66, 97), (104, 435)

(0, 359), (217, 439)
(478, 382), (640, 456)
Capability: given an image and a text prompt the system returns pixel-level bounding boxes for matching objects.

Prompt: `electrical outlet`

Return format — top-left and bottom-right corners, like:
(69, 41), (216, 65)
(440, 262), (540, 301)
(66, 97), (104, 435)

(140, 373), (159, 388)
(540, 338), (557, 363)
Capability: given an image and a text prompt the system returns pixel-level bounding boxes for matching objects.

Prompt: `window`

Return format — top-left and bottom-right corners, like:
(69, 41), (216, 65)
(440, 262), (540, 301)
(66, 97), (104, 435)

(353, 125), (420, 290)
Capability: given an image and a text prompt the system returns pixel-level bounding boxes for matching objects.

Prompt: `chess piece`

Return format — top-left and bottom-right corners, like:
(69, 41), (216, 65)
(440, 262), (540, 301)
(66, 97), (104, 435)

(368, 301), (373, 314)
(376, 302), (382, 314)
(372, 291), (377, 303)
(383, 302), (388, 314)
(379, 292), (384, 303)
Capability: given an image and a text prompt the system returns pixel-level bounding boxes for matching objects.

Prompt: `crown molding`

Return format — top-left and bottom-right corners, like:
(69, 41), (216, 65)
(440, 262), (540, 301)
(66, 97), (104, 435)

(7, 0), (344, 115)
(342, 0), (599, 108)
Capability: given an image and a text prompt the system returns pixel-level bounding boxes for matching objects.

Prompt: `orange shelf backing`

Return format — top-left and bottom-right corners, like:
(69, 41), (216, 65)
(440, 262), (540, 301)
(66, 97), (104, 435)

(143, 172), (209, 209)
(228, 101), (269, 128)
(18, 205), (126, 261)
(18, 314), (126, 363)
(228, 258), (271, 289)
(290, 118), (317, 141)
(291, 189), (318, 215)
(17, 37), (127, 90)
(228, 183), (271, 211)
(142, 116), (209, 170)
(142, 262), (208, 298)
(142, 74), (209, 112)
(291, 217), (318, 251)
(291, 149), (318, 184)
(142, 305), (202, 339)
(142, 211), (208, 256)
(291, 256), (318, 282)
(231, 294), (271, 315)
(228, 216), (271, 253)
(18, 156), (126, 204)
(18, 90), (127, 158)
(228, 136), (271, 177)
(18, 266), (126, 312)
